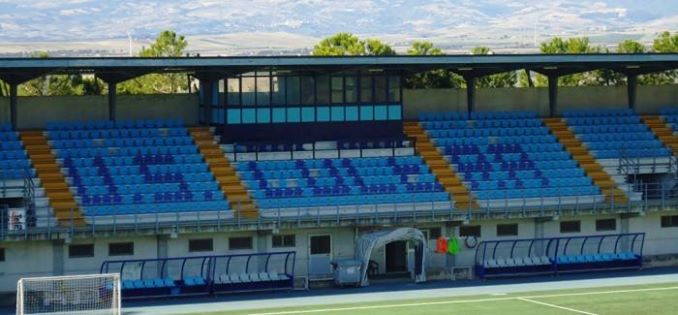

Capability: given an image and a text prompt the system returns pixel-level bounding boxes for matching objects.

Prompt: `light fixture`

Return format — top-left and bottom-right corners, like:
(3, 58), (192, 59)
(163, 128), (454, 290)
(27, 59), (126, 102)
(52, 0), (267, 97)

(458, 67), (473, 71)
(543, 66), (558, 70)
(626, 65), (640, 69)
(367, 68), (384, 73)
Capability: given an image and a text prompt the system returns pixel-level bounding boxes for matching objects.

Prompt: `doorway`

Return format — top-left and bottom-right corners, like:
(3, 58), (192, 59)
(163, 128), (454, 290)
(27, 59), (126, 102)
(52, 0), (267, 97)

(385, 241), (408, 273)
(308, 234), (332, 277)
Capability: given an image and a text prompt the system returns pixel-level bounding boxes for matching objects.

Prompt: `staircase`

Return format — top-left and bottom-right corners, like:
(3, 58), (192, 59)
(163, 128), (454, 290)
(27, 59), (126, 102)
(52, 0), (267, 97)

(403, 122), (478, 209)
(19, 131), (85, 226)
(189, 127), (258, 218)
(543, 118), (628, 204)
(642, 115), (678, 157)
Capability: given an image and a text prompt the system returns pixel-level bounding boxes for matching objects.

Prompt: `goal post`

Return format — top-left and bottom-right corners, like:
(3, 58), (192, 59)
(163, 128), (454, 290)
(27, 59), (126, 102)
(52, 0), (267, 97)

(17, 273), (121, 315)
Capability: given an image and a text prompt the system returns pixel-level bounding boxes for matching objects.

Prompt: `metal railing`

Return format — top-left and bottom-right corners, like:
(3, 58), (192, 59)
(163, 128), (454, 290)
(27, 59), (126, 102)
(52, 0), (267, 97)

(229, 136), (415, 162)
(2, 180), (678, 241)
(618, 150), (676, 180)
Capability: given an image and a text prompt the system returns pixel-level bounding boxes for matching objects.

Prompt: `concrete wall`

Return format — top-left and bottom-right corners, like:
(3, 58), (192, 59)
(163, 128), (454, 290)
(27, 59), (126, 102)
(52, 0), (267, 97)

(0, 94), (199, 129)
(403, 85), (678, 120)
(2, 213), (678, 292)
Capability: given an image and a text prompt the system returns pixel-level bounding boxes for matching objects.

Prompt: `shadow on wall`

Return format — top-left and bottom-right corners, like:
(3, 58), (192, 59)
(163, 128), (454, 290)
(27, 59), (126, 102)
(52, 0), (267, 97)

(0, 94), (199, 129)
(403, 85), (678, 120)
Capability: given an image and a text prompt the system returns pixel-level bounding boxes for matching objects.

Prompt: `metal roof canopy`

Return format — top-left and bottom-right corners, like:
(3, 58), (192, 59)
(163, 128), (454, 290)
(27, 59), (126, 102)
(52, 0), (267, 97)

(0, 54), (677, 84)
(1, 54), (677, 127)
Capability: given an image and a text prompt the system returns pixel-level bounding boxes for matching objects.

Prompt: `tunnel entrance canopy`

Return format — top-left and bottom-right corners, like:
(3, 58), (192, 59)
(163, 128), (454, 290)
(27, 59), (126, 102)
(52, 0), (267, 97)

(355, 227), (427, 286)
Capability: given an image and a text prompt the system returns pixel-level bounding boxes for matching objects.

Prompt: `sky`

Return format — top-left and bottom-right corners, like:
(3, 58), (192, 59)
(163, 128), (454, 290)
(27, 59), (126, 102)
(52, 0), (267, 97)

(0, 0), (676, 42)
(0, 0), (676, 56)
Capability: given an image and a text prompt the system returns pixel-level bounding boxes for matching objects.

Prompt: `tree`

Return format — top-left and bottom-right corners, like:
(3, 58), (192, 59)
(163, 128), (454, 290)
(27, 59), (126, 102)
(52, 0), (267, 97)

(533, 37), (606, 86)
(365, 39), (396, 56)
(404, 41), (464, 89)
(119, 30), (189, 94)
(653, 31), (678, 53)
(312, 33), (395, 56)
(617, 39), (646, 54)
(18, 51), (94, 96)
(471, 46), (516, 88)
(644, 32), (678, 85)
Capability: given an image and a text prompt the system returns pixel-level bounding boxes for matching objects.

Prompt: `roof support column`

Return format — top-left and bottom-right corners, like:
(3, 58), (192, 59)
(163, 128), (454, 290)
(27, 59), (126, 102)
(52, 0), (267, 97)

(198, 77), (218, 125)
(108, 81), (117, 121)
(464, 76), (476, 113)
(547, 74), (559, 117)
(9, 83), (17, 127)
(627, 74), (637, 112)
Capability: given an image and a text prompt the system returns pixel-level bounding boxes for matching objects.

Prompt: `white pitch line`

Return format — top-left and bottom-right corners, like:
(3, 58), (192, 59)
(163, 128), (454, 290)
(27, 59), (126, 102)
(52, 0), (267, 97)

(246, 285), (678, 315)
(517, 297), (598, 315)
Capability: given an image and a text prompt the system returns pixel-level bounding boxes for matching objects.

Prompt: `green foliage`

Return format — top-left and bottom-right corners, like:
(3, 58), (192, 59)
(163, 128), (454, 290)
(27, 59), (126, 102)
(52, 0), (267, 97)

(0, 79), (8, 97)
(365, 39), (396, 56)
(617, 40), (646, 53)
(471, 47), (516, 88)
(653, 31), (678, 53)
(644, 32), (678, 85)
(119, 30), (189, 94)
(404, 41), (465, 89)
(534, 37), (609, 87)
(312, 33), (395, 56)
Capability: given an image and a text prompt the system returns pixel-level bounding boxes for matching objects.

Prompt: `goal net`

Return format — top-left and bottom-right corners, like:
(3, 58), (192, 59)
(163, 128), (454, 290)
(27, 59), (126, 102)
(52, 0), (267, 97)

(16, 273), (121, 315)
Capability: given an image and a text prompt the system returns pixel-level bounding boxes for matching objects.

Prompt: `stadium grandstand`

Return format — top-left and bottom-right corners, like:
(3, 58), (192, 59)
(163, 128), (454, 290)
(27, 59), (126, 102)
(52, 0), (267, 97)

(1, 54), (678, 313)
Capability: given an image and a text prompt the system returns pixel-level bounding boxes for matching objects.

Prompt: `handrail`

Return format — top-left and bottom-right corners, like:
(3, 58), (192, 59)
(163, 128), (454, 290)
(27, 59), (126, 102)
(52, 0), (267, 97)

(2, 180), (678, 240)
(230, 136), (415, 161)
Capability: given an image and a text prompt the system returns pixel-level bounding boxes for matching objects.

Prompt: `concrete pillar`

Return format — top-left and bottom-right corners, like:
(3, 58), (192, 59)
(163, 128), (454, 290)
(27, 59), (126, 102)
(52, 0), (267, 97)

(627, 74), (637, 112)
(52, 240), (65, 276)
(9, 83), (17, 127)
(465, 76), (476, 113)
(156, 235), (168, 278)
(108, 81), (117, 121)
(534, 219), (545, 256)
(620, 216), (631, 252)
(547, 74), (559, 117)
(199, 78), (218, 124)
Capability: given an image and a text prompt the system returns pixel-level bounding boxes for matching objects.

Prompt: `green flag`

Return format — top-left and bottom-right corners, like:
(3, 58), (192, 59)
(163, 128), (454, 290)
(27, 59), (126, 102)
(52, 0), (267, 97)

(448, 236), (460, 255)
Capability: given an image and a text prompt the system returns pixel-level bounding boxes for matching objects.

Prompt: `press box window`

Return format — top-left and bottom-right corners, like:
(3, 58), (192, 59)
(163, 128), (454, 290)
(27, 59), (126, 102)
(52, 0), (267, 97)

(189, 239), (213, 252)
(460, 225), (481, 238)
(69, 244), (94, 258)
(272, 234), (296, 248)
(496, 224), (518, 237)
(108, 242), (134, 256)
(661, 215), (678, 228)
(229, 237), (253, 250)
(596, 219), (616, 231)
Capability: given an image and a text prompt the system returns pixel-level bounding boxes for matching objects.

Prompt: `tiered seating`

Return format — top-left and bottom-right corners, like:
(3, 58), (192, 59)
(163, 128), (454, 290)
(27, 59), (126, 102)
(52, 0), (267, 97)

(564, 109), (670, 159)
(420, 111), (601, 205)
(234, 155), (449, 211)
(661, 107), (678, 128)
(0, 123), (33, 180)
(45, 120), (230, 216)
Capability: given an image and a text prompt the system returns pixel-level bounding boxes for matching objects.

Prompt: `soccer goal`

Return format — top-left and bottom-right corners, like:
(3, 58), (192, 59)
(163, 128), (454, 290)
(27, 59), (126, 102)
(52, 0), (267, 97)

(16, 273), (121, 315)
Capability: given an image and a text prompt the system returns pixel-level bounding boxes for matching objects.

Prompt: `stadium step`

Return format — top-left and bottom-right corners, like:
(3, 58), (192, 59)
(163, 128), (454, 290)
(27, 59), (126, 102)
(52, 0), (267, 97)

(642, 115), (678, 157)
(19, 131), (86, 227)
(403, 122), (478, 209)
(543, 118), (628, 204)
(189, 127), (259, 219)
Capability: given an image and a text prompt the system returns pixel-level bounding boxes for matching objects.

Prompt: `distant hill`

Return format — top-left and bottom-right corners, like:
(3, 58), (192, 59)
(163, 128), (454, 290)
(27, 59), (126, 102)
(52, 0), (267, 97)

(0, 0), (675, 56)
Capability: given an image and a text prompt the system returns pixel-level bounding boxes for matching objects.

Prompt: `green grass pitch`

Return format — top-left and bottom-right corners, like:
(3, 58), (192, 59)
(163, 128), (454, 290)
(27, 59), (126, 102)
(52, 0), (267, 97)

(201, 282), (678, 315)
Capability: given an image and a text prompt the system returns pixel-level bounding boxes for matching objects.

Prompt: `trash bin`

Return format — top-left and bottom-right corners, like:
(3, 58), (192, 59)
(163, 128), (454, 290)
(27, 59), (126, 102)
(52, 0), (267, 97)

(331, 259), (363, 287)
